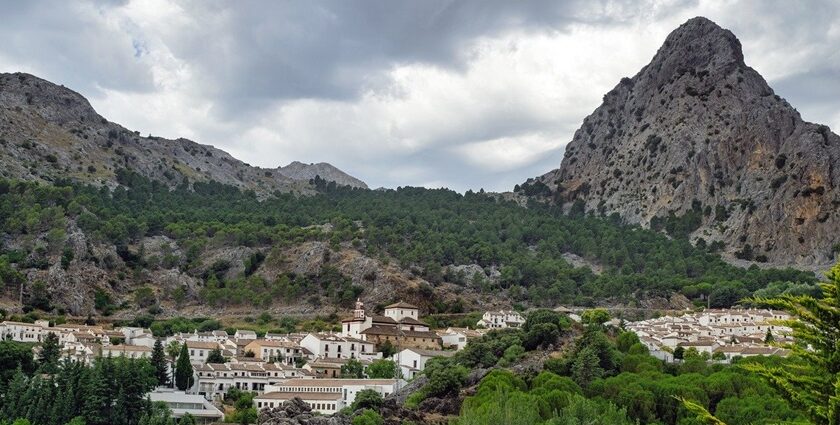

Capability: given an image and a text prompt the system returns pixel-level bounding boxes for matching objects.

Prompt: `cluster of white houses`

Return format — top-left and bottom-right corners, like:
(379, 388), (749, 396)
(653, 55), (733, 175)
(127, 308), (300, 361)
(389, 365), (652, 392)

(0, 301), (497, 418)
(626, 308), (792, 362)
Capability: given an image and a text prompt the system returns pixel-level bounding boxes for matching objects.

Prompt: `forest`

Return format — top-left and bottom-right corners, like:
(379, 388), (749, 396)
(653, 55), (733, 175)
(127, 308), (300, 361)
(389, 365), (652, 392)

(0, 170), (819, 313)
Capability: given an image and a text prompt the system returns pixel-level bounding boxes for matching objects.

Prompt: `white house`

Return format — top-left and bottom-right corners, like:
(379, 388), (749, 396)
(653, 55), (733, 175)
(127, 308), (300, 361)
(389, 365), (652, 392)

(234, 329), (257, 340)
(102, 344), (152, 359)
(395, 348), (456, 379)
(384, 301), (419, 321)
(0, 321), (48, 342)
(300, 333), (376, 360)
(256, 378), (405, 414)
(195, 362), (308, 399)
(185, 341), (221, 364)
(477, 310), (525, 329)
(148, 389), (223, 424)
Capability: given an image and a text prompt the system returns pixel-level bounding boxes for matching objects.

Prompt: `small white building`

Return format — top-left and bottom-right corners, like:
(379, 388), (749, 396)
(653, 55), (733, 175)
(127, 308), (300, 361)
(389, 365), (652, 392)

(0, 321), (48, 342)
(195, 362), (309, 399)
(256, 378), (405, 414)
(102, 344), (152, 359)
(395, 348), (456, 379)
(148, 389), (223, 424)
(384, 301), (420, 321)
(234, 329), (257, 340)
(477, 310), (525, 329)
(185, 341), (221, 364)
(300, 333), (375, 360)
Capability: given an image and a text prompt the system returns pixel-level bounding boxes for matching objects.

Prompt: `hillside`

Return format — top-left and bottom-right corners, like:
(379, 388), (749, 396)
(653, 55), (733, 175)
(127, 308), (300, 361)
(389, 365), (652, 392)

(0, 172), (817, 317)
(522, 17), (840, 268)
(0, 72), (366, 193)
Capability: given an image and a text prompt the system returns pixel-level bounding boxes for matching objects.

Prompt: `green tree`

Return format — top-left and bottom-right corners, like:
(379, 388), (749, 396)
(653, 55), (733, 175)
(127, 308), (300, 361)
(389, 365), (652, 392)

(37, 332), (61, 373)
(137, 401), (174, 425)
(350, 389), (383, 411)
(366, 359), (398, 379)
(151, 339), (169, 386)
(580, 308), (610, 326)
(340, 358), (365, 378)
(178, 414), (196, 425)
(763, 329), (774, 344)
(743, 262), (840, 425)
(206, 348), (226, 364)
(174, 344), (193, 391)
(571, 346), (602, 388)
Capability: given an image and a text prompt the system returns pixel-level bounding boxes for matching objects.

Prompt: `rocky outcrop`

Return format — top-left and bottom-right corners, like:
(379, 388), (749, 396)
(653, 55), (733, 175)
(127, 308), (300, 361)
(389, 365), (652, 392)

(258, 399), (350, 425)
(0, 73), (366, 194)
(525, 17), (840, 267)
(277, 161), (368, 189)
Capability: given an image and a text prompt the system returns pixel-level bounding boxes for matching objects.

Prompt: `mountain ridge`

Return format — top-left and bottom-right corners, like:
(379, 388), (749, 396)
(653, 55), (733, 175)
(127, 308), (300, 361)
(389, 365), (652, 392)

(0, 72), (367, 193)
(522, 17), (840, 267)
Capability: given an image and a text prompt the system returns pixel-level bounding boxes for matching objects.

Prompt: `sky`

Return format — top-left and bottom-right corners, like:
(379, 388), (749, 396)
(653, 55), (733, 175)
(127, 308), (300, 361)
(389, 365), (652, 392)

(1, 1), (839, 192)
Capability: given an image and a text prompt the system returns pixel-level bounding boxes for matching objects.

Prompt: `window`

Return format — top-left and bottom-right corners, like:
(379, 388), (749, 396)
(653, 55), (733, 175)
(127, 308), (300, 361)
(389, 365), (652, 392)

(190, 350), (195, 356)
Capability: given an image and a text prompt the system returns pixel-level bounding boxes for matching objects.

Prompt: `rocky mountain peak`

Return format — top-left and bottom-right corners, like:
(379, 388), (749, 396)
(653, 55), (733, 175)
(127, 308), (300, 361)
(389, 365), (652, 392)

(0, 72), (367, 193)
(523, 17), (840, 267)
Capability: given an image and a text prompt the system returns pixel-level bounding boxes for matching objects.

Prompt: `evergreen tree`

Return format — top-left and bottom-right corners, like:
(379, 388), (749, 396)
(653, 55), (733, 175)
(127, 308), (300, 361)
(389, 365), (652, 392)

(206, 348), (225, 364)
(1, 368), (28, 419)
(38, 332), (61, 373)
(151, 339), (169, 386)
(83, 361), (113, 425)
(175, 344), (193, 391)
(743, 261), (840, 425)
(763, 329), (774, 344)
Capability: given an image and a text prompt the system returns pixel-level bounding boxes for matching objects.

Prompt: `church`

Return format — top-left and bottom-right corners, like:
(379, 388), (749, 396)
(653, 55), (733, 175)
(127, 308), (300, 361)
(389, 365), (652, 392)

(340, 300), (442, 350)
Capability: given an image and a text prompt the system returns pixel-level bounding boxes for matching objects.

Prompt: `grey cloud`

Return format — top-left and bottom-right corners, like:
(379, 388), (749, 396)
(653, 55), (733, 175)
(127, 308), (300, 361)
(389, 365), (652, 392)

(0, 1), (155, 95)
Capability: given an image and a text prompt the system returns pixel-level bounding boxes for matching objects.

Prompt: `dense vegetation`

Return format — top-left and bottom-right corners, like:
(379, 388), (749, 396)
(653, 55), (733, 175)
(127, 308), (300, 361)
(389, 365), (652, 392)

(0, 171), (818, 312)
(0, 340), (167, 425)
(402, 309), (809, 425)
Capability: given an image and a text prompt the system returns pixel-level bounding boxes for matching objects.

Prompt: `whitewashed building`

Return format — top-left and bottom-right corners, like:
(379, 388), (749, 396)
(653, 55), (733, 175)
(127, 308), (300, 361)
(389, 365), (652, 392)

(477, 310), (526, 329)
(300, 333), (376, 360)
(395, 348), (456, 379)
(255, 378), (405, 415)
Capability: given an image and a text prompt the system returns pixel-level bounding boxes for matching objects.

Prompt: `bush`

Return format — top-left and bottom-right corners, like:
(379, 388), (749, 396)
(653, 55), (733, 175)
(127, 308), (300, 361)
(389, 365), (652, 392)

(350, 389), (383, 411)
(352, 409), (383, 425)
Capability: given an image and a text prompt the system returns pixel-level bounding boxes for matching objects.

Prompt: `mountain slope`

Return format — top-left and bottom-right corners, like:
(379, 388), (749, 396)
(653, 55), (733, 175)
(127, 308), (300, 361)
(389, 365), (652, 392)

(524, 17), (840, 267)
(0, 72), (366, 193)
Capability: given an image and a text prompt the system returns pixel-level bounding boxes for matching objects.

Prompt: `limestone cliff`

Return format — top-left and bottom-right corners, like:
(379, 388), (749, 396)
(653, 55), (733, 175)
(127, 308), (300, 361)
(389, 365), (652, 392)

(524, 17), (840, 267)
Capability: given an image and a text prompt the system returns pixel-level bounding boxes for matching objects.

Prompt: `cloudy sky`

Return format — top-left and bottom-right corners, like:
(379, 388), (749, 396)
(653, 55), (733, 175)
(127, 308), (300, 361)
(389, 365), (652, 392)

(2, 1), (839, 191)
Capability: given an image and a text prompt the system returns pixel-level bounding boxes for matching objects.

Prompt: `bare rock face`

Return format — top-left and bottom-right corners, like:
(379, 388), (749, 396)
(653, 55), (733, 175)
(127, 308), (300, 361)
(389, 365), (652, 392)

(277, 161), (368, 189)
(526, 17), (840, 267)
(258, 398), (350, 425)
(0, 73), (366, 194)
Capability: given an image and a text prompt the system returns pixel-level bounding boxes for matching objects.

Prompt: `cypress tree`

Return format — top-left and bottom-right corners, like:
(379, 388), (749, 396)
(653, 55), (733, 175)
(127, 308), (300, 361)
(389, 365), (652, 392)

(151, 339), (169, 386)
(174, 344), (193, 391)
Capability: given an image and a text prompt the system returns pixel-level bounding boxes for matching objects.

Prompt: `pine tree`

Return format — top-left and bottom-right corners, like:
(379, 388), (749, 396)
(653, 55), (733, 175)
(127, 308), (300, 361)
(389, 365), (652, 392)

(743, 261), (840, 425)
(151, 339), (169, 386)
(38, 332), (61, 373)
(83, 361), (113, 425)
(174, 343), (193, 391)
(1, 368), (28, 419)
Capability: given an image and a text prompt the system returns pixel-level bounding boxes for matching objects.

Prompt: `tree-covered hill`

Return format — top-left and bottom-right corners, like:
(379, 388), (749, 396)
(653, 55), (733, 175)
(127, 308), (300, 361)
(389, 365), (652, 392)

(0, 170), (818, 316)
